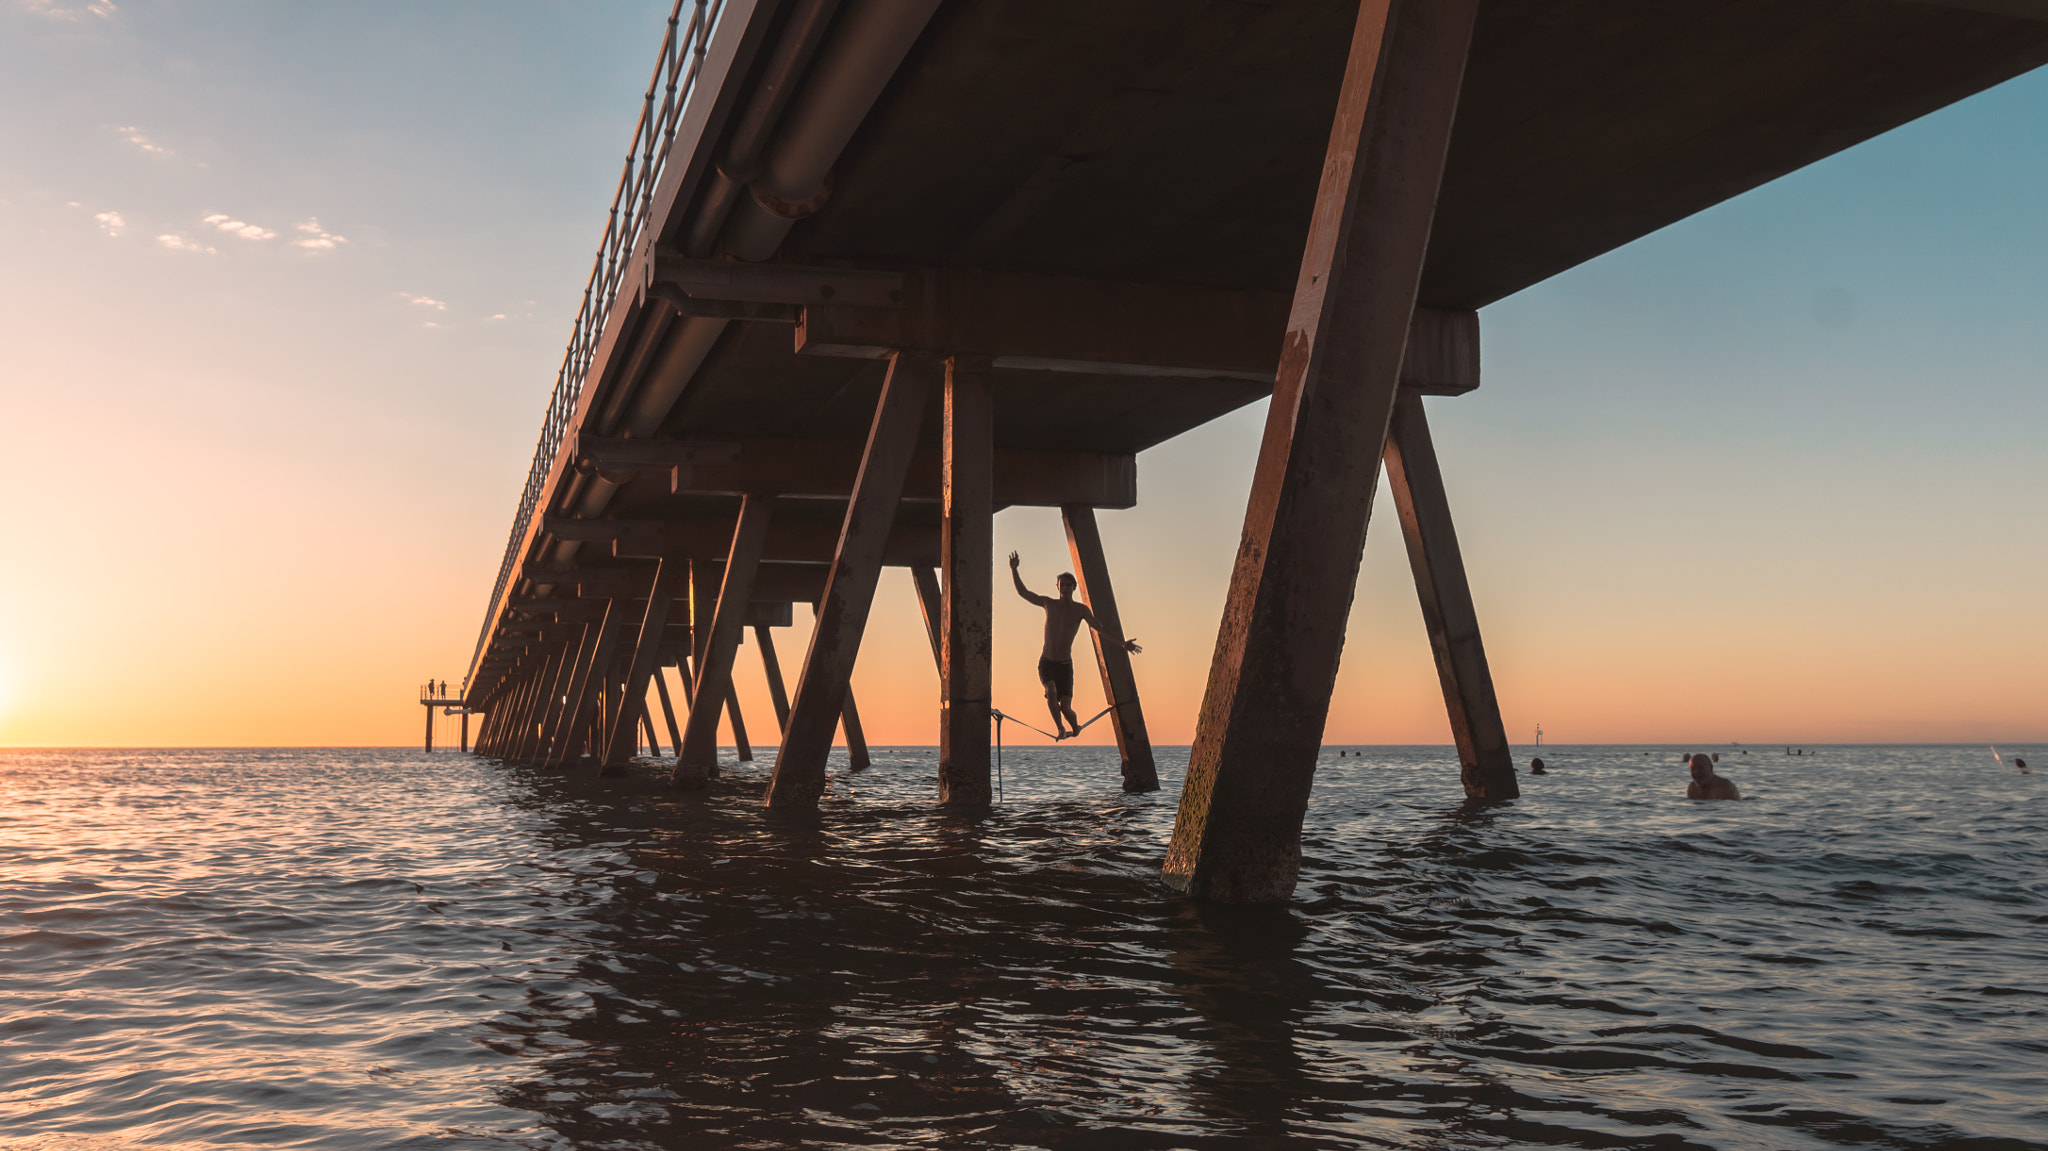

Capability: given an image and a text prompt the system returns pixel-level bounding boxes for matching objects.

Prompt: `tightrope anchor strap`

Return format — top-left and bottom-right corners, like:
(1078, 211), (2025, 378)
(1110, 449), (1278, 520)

(987, 702), (1119, 741)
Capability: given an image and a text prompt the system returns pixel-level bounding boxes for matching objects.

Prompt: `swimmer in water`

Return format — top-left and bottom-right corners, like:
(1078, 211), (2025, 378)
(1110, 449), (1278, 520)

(1529, 757), (1547, 775)
(1686, 752), (1741, 800)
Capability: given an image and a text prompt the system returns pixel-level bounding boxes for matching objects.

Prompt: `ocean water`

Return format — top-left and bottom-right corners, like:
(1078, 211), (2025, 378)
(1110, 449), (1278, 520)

(1, 743), (2042, 1150)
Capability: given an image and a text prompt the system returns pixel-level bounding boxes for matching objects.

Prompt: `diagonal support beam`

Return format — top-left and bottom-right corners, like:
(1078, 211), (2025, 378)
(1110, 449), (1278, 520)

(938, 355), (994, 806)
(547, 571), (650, 769)
(653, 665), (684, 756)
(492, 667), (533, 759)
(1383, 393), (1518, 799)
(840, 690), (870, 772)
(1061, 505), (1158, 793)
(494, 672), (533, 758)
(911, 566), (943, 673)
(766, 351), (937, 806)
(491, 659), (532, 757)
(1163, 0), (1480, 903)
(533, 624), (597, 764)
(726, 683), (754, 762)
(674, 495), (775, 789)
(756, 624), (792, 733)
(601, 554), (690, 773)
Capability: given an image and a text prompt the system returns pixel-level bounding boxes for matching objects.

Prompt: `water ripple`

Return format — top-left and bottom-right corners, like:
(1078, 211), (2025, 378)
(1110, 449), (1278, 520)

(1, 744), (2043, 1149)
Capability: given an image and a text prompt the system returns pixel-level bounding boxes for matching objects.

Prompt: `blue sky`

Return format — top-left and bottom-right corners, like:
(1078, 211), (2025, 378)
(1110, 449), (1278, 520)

(1, 0), (2041, 745)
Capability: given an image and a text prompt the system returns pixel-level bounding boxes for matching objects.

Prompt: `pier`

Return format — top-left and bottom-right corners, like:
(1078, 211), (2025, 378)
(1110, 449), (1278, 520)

(446, 0), (2048, 902)
(417, 683), (474, 754)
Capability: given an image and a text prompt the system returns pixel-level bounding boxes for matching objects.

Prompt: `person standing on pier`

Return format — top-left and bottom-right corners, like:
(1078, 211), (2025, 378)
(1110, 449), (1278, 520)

(1009, 551), (1140, 740)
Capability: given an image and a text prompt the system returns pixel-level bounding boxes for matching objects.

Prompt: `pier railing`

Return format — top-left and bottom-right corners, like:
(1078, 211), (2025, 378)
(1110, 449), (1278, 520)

(463, 0), (728, 694)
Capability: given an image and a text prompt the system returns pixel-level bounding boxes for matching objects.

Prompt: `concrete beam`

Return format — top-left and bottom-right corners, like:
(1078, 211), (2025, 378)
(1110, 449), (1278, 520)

(788, 263), (1476, 395)
(569, 437), (1139, 507)
(533, 518), (942, 568)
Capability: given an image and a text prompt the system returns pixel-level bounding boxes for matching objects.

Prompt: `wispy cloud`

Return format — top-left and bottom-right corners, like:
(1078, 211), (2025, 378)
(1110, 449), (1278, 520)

(201, 213), (275, 240)
(94, 210), (124, 236)
(25, 0), (118, 21)
(400, 293), (447, 311)
(113, 125), (168, 156)
(292, 217), (346, 251)
(157, 234), (216, 254)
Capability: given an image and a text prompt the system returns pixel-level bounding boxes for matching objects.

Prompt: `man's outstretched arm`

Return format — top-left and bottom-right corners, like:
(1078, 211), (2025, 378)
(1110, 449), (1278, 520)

(1078, 604), (1141, 654)
(1008, 551), (1050, 606)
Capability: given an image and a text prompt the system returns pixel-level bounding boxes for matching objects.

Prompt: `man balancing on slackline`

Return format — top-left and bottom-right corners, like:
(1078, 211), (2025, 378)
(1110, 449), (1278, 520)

(1009, 551), (1140, 740)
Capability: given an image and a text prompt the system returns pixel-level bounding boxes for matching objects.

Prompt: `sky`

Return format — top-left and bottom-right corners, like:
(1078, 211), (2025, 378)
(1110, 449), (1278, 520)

(1, 0), (2042, 748)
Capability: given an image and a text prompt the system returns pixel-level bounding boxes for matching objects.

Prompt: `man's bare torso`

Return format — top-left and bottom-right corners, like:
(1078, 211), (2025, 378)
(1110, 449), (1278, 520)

(1041, 599), (1090, 661)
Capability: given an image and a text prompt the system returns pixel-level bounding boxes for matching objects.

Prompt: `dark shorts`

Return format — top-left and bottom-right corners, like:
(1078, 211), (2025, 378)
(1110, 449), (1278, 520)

(1037, 658), (1075, 700)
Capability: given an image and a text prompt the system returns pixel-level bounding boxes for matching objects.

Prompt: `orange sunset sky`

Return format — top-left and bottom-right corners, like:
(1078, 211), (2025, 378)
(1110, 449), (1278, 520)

(1, 3), (2043, 749)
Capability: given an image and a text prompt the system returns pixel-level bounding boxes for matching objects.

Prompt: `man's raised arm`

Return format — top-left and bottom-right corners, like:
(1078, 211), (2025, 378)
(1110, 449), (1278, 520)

(1008, 551), (1050, 606)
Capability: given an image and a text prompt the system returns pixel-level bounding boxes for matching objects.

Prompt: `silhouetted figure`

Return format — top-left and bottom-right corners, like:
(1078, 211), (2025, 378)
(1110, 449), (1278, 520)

(1008, 551), (1138, 740)
(1529, 757), (1546, 775)
(1687, 752), (1741, 800)
(2016, 757), (2030, 773)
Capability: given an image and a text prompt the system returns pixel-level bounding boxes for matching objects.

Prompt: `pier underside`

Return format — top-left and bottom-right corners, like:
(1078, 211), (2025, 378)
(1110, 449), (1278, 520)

(461, 0), (2048, 900)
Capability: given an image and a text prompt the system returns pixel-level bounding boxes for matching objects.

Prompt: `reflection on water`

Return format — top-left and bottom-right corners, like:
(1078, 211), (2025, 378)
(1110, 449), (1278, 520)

(2, 745), (2043, 1149)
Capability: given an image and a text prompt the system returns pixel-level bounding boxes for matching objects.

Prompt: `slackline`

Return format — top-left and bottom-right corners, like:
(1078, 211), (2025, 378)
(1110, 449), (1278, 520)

(989, 702), (1122, 803)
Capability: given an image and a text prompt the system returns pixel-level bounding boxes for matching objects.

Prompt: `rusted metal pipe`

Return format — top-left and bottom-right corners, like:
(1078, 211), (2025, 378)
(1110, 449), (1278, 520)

(719, 0), (943, 260)
(685, 0), (845, 257)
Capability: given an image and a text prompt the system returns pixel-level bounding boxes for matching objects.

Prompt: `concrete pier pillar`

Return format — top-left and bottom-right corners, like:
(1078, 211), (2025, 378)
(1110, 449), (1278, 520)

(766, 352), (936, 807)
(548, 575), (648, 769)
(938, 354), (993, 807)
(534, 624), (594, 765)
(1162, 0), (1479, 903)
(840, 689), (870, 772)
(1383, 393), (1517, 800)
(755, 624), (792, 733)
(603, 555), (689, 771)
(516, 649), (566, 763)
(1061, 505), (1158, 792)
(726, 683), (754, 762)
(911, 566), (944, 673)
(653, 665), (684, 755)
(676, 495), (774, 789)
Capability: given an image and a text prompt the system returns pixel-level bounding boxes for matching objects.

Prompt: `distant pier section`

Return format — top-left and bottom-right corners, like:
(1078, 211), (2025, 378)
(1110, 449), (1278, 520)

(418, 682), (474, 753)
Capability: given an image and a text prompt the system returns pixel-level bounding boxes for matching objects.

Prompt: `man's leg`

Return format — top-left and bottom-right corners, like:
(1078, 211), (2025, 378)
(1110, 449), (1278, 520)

(1041, 676), (1065, 736)
(1053, 662), (1080, 737)
(1058, 694), (1082, 736)
(1038, 659), (1070, 737)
